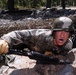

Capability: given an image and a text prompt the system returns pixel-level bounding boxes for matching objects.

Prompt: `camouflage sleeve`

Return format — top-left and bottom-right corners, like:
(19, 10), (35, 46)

(1, 29), (52, 50)
(64, 38), (73, 51)
(1, 29), (31, 48)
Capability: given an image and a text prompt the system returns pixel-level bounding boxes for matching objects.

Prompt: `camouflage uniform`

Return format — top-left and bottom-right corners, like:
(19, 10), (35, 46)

(1, 29), (73, 53)
(0, 29), (74, 75)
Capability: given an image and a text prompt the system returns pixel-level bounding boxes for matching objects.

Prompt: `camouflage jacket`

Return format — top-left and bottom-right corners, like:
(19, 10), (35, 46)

(1, 29), (73, 54)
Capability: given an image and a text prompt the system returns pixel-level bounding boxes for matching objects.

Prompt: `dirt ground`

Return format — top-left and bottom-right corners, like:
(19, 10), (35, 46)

(57, 6), (76, 10)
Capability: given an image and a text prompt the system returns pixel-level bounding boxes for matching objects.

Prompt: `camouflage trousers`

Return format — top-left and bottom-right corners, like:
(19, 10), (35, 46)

(0, 48), (76, 75)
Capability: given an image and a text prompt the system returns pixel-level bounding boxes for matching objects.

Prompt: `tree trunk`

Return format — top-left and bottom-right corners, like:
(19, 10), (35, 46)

(33, 0), (36, 8)
(56, 0), (61, 6)
(61, 0), (65, 9)
(7, 0), (15, 11)
(46, 0), (51, 8)
(74, 0), (76, 6)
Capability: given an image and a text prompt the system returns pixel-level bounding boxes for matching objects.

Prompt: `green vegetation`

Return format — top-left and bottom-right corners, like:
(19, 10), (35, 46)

(0, 0), (76, 10)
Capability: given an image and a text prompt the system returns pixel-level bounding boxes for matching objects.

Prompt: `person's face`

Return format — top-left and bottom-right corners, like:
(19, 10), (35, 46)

(54, 31), (70, 46)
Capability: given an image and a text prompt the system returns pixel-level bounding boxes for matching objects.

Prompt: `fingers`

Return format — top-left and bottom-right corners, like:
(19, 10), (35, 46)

(0, 40), (9, 54)
(4, 43), (9, 53)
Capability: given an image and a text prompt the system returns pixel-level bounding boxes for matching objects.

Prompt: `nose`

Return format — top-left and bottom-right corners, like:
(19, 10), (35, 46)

(60, 31), (64, 37)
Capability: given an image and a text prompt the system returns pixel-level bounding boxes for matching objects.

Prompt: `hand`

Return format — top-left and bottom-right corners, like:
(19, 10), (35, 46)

(0, 40), (9, 54)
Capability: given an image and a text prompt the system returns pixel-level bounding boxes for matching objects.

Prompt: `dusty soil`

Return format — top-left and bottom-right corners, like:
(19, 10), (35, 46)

(0, 18), (53, 37)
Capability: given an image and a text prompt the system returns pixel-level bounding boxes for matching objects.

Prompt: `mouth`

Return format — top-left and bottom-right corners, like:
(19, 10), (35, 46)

(59, 39), (64, 42)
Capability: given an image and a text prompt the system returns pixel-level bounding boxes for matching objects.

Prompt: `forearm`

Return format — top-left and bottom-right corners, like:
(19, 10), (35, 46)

(0, 30), (31, 48)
